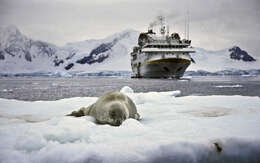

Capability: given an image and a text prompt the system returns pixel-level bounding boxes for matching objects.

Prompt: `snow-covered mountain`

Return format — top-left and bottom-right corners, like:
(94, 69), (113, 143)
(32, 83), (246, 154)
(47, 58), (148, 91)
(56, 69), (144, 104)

(0, 25), (139, 74)
(0, 25), (259, 75)
(189, 46), (259, 72)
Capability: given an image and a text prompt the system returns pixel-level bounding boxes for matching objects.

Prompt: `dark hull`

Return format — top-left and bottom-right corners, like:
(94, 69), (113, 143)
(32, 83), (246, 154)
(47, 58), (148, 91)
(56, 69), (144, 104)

(137, 58), (191, 78)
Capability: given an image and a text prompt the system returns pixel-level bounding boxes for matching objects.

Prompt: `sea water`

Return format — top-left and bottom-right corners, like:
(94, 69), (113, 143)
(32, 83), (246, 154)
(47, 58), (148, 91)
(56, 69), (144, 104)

(0, 76), (259, 101)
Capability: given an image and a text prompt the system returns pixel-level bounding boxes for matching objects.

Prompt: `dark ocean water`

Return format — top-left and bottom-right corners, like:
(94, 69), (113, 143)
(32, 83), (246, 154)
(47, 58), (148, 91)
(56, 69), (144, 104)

(0, 76), (260, 101)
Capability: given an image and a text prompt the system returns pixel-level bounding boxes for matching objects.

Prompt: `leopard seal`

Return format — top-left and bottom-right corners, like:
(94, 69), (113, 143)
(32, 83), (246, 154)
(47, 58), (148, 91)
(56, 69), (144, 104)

(67, 92), (140, 126)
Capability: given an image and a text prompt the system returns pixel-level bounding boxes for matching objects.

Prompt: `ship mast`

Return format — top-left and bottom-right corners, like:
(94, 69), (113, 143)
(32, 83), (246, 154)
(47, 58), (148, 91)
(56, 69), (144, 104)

(184, 0), (190, 40)
(158, 15), (166, 35)
(187, 9), (190, 40)
(184, 14), (186, 39)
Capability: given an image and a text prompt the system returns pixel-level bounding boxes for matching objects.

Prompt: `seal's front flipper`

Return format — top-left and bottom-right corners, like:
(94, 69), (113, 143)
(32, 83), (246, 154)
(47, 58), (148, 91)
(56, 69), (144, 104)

(66, 109), (85, 117)
(66, 105), (94, 117)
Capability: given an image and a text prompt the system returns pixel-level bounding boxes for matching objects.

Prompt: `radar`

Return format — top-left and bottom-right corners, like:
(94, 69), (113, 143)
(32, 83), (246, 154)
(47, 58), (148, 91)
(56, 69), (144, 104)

(171, 33), (180, 40)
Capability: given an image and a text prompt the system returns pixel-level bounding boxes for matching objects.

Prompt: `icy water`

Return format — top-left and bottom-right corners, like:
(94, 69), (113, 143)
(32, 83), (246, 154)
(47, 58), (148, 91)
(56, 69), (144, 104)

(0, 76), (260, 101)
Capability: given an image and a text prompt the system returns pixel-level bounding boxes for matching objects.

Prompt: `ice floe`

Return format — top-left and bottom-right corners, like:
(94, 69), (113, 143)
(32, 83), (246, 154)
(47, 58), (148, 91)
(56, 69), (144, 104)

(0, 87), (260, 163)
(215, 84), (243, 88)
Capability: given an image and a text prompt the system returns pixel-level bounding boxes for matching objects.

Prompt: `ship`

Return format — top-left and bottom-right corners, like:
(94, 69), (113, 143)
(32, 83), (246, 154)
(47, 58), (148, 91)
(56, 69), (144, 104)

(130, 16), (195, 78)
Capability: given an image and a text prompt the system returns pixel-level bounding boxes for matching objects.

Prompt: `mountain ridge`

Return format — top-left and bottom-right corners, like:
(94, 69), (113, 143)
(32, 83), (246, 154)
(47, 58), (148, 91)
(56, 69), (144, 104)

(0, 25), (258, 74)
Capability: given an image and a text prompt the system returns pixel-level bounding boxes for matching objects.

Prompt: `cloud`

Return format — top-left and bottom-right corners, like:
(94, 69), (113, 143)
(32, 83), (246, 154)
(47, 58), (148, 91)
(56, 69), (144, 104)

(0, 0), (259, 56)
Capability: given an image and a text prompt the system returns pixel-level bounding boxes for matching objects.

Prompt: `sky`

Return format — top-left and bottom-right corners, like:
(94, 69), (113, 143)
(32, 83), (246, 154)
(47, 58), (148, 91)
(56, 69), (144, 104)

(1, 0), (260, 56)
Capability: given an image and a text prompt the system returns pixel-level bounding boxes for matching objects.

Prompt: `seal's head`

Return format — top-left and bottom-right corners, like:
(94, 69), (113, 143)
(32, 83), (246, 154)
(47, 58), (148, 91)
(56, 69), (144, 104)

(108, 103), (129, 126)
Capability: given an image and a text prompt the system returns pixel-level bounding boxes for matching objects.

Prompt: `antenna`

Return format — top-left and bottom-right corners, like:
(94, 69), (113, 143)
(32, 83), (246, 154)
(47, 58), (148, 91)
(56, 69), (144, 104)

(184, 13), (187, 39)
(184, 0), (190, 40)
(158, 15), (166, 35)
(167, 25), (169, 36)
(187, 0), (190, 40)
(187, 9), (189, 40)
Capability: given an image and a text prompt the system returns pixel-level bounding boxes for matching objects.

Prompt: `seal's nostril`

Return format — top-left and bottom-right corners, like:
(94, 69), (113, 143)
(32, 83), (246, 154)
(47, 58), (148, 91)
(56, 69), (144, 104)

(116, 120), (121, 125)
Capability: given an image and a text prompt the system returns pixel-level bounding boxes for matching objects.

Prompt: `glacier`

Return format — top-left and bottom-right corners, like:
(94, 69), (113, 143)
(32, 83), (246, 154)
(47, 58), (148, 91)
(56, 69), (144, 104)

(0, 86), (260, 163)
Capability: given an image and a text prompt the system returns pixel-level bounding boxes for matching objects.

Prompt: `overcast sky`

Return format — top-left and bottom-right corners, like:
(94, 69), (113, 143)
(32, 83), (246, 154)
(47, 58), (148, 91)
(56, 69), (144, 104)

(1, 0), (260, 56)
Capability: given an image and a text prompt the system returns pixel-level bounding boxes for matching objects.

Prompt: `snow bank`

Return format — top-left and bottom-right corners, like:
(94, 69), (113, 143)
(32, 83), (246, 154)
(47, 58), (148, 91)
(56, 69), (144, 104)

(0, 87), (260, 163)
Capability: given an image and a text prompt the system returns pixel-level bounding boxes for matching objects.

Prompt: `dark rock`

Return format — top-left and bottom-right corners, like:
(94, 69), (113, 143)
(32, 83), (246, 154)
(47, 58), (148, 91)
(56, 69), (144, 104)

(4, 46), (18, 57)
(66, 52), (76, 60)
(54, 60), (64, 66)
(24, 50), (32, 62)
(53, 56), (64, 66)
(76, 42), (113, 64)
(0, 51), (4, 60)
(229, 46), (256, 62)
(214, 142), (222, 153)
(32, 41), (56, 57)
(65, 63), (74, 70)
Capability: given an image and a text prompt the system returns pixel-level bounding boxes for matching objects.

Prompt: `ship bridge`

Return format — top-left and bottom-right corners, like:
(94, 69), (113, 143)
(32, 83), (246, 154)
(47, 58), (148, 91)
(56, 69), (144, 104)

(138, 30), (192, 48)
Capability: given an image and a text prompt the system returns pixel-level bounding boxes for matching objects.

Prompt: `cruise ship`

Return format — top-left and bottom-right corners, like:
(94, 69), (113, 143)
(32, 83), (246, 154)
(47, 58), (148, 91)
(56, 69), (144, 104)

(130, 17), (195, 78)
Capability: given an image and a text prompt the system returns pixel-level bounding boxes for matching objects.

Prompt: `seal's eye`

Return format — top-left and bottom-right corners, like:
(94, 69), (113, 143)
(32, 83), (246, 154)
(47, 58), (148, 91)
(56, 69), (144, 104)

(123, 115), (126, 120)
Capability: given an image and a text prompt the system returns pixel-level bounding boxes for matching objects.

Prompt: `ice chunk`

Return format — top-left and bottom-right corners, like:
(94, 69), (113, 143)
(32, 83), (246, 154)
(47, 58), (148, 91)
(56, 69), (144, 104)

(120, 86), (134, 94)
(215, 84), (243, 88)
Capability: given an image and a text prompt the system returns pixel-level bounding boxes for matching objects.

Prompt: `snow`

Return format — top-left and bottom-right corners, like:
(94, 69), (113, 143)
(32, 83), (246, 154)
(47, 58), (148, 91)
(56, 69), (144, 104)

(0, 25), (139, 74)
(1, 87), (260, 162)
(215, 84), (243, 88)
(189, 47), (260, 72)
(1, 89), (13, 93)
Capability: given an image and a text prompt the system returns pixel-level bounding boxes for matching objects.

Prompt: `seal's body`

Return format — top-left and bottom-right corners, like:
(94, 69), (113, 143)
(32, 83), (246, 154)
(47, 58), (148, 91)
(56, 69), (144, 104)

(67, 92), (140, 126)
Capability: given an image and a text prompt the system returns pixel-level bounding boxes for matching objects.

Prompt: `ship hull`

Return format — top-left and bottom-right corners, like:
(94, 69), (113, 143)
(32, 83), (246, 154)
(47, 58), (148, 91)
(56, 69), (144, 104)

(135, 58), (191, 78)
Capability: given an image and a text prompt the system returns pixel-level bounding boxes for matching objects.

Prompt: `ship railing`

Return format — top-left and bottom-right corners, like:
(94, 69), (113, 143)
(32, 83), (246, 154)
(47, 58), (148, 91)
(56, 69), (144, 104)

(142, 48), (195, 53)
